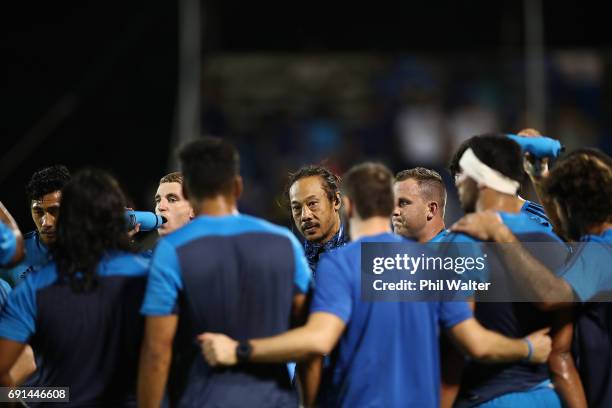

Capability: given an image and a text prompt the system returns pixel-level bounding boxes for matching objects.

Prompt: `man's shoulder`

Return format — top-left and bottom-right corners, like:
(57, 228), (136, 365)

(501, 211), (560, 241)
(164, 214), (296, 248)
(1, 231), (51, 286)
(440, 231), (480, 243)
(520, 200), (553, 229)
(101, 251), (150, 277)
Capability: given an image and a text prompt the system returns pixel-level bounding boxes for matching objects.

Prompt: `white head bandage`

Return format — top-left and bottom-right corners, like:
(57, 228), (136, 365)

(458, 148), (520, 195)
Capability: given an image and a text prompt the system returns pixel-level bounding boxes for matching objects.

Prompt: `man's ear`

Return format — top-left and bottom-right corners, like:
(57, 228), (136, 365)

(333, 192), (341, 211)
(427, 201), (439, 221)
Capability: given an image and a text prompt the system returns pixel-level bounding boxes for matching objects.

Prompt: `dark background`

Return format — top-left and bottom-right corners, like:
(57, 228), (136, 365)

(2, 0), (611, 230)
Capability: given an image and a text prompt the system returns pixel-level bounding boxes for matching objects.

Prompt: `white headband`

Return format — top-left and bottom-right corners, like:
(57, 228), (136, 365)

(458, 148), (520, 195)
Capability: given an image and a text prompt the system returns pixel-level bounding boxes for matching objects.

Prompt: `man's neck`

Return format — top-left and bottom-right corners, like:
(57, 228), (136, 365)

(476, 188), (523, 214)
(587, 222), (612, 236)
(418, 218), (446, 243)
(195, 195), (237, 217)
(349, 216), (391, 241)
(318, 215), (341, 245)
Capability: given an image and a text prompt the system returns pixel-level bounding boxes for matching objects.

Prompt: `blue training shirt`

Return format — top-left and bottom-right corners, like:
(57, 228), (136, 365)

(560, 229), (612, 302)
(0, 279), (10, 310)
(310, 232), (472, 408)
(0, 231), (51, 287)
(0, 222), (17, 266)
(141, 214), (311, 408)
(0, 252), (149, 407)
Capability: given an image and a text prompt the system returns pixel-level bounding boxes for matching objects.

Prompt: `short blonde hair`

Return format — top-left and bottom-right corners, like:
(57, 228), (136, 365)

(159, 172), (184, 185)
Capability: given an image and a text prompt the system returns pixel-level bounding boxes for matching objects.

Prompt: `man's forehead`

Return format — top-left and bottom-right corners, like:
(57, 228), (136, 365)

(290, 177), (326, 201)
(156, 182), (184, 197)
(289, 176), (325, 196)
(31, 191), (61, 207)
(394, 178), (420, 195)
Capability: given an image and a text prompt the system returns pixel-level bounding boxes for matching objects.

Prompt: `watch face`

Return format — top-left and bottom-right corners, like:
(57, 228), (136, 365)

(237, 342), (252, 362)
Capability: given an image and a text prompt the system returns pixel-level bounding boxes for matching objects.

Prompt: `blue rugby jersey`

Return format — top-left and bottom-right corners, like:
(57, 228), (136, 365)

(0, 252), (149, 407)
(1, 231), (51, 286)
(311, 232), (472, 408)
(141, 214), (312, 408)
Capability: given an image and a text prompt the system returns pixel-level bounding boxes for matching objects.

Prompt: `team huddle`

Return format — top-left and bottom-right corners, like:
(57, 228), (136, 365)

(0, 131), (610, 408)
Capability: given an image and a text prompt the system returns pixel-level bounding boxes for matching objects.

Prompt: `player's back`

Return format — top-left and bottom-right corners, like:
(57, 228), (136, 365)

(456, 212), (569, 407)
(155, 214), (309, 407)
(0, 252), (148, 407)
(313, 233), (472, 408)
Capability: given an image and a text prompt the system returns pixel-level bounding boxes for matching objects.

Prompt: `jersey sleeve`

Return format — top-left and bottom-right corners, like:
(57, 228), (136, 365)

(310, 253), (353, 323)
(289, 234), (313, 294)
(141, 239), (183, 315)
(0, 223), (17, 266)
(560, 242), (612, 302)
(438, 301), (473, 330)
(0, 274), (37, 343)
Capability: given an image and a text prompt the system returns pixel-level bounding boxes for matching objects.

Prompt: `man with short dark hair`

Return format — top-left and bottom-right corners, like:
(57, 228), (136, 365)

(198, 161), (552, 408)
(1, 165), (71, 286)
(286, 165), (348, 271)
(138, 137), (312, 408)
(393, 167), (447, 242)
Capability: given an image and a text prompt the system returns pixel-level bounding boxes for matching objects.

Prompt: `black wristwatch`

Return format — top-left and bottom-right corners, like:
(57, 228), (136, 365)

(236, 341), (252, 363)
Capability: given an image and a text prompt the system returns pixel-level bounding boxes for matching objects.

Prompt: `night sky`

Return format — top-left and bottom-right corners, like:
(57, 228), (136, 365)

(2, 0), (609, 229)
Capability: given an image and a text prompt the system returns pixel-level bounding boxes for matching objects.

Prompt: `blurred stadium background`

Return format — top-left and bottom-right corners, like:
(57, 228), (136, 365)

(2, 0), (611, 232)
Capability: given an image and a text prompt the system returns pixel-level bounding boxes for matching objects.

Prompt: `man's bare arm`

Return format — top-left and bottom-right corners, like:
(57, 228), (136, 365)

(8, 346), (36, 386)
(440, 301), (474, 408)
(451, 212), (576, 309)
(549, 309), (587, 408)
(199, 312), (345, 365)
(290, 292), (323, 407)
(447, 318), (551, 363)
(0, 339), (26, 386)
(138, 315), (178, 408)
(516, 129), (564, 237)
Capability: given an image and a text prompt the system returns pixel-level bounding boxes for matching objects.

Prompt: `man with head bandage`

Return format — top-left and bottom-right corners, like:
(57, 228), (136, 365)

(452, 146), (612, 407)
(441, 135), (585, 408)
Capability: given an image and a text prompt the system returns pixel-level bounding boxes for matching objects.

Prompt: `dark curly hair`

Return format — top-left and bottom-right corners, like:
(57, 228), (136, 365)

(54, 169), (133, 293)
(543, 148), (612, 240)
(25, 165), (71, 201)
(284, 165), (341, 207)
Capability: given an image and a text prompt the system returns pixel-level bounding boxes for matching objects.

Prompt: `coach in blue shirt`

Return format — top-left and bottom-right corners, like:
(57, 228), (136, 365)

(200, 162), (552, 408)
(452, 147), (612, 407)
(138, 137), (312, 408)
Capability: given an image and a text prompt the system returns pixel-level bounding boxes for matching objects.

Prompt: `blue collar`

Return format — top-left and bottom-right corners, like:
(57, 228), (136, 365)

(303, 224), (349, 273)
